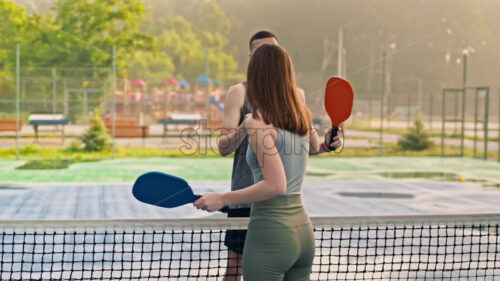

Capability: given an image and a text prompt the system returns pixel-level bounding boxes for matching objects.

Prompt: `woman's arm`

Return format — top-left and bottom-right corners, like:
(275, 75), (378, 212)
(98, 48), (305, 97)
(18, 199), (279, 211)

(310, 126), (344, 155)
(296, 89), (325, 156)
(308, 127), (321, 155)
(194, 116), (287, 212)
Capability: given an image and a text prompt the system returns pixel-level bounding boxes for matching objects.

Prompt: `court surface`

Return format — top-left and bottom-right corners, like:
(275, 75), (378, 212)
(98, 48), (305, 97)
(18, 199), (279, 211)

(0, 157), (499, 219)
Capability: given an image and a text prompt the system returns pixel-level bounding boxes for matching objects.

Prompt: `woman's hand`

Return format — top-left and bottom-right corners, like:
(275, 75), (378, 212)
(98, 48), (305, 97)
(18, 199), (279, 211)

(241, 113), (252, 130)
(242, 111), (265, 130)
(193, 193), (226, 212)
(324, 127), (343, 151)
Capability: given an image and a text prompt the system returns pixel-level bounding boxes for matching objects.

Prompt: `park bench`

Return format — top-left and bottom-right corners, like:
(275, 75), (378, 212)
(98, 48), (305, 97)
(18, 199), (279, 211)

(158, 113), (201, 137)
(103, 120), (150, 138)
(28, 113), (70, 142)
(0, 120), (23, 133)
(207, 120), (223, 130)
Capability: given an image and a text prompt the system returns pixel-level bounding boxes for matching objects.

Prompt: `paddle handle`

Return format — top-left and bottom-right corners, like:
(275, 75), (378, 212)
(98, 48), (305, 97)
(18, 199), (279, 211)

(195, 195), (229, 213)
(329, 125), (339, 150)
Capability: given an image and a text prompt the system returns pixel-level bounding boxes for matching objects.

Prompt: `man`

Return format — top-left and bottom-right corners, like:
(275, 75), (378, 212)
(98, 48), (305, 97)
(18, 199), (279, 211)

(217, 31), (342, 281)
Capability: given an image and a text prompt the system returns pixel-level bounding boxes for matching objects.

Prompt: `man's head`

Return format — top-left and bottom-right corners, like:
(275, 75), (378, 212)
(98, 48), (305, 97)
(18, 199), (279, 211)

(249, 31), (278, 55)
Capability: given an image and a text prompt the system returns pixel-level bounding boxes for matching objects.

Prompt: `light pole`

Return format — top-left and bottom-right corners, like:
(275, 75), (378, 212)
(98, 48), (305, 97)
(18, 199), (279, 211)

(379, 39), (397, 156)
(337, 26), (344, 77)
(337, 21), (362, 77)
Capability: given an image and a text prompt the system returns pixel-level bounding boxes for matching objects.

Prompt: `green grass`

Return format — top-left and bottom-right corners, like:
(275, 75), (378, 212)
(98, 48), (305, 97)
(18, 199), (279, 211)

(348, 123), (499, 142)
(312, 142), (499, 160)
(1, 142), (498, 161)
(17, 159), (73, 170)
(0, 143), (223, 159)
(16, 158), (101, 170)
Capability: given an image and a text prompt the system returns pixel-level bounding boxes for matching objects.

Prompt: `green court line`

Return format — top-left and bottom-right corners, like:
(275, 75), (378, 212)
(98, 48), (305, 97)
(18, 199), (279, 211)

(0, 157), (499, 184)
(306, 157), (500, 183)
(0, 158), (233, 184)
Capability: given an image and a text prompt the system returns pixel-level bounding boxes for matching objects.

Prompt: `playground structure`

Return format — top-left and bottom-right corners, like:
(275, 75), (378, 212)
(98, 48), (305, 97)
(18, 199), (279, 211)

(113, 79), (225, 125)
(0, 66), (226, 127)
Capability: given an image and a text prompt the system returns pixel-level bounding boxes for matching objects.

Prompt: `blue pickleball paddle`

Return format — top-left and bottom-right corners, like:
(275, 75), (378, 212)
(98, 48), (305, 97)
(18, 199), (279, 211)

(132, 171), (228, 212)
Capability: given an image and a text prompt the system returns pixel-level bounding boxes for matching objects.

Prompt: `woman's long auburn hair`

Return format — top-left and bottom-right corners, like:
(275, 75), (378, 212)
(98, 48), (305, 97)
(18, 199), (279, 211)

(246, 44), (312, 136)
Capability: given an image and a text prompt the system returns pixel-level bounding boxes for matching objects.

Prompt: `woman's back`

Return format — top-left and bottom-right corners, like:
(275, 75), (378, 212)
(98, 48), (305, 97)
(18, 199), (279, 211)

(246, 128), (309, 195)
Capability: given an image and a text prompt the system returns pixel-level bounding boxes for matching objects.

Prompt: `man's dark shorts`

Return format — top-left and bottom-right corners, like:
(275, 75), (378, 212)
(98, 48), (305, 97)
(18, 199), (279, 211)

(224, 208), (251, 255)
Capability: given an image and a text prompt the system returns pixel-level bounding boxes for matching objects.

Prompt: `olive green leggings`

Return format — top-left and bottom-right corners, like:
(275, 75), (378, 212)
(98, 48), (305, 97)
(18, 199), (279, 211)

(242, 195), (315, 281)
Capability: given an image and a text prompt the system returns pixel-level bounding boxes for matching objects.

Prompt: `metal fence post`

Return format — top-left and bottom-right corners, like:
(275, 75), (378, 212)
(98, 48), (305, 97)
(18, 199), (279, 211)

(111, 46), (117, 158)
(429, 93), (433, 132)
(473, 89), (478, 158)
(379, 51), (386, 156)
(484, 88), (489, 160)
(15, 44), (20, 160)
(460, 89), (466, 157)
(407, 95), (411, 128)
(52, 68), (57, 113)
(441, 90), (445, 157)
(368, 96), (372, 128)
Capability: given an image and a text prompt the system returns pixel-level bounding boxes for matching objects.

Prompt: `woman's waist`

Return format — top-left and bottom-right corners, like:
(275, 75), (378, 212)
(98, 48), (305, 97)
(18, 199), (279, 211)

(248, 195), (311, 228)
(251, 193), (303, 208)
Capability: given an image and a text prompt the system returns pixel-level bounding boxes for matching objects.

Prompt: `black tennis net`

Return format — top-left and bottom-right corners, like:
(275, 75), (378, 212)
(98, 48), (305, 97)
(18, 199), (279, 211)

(0, 214), (499, 280)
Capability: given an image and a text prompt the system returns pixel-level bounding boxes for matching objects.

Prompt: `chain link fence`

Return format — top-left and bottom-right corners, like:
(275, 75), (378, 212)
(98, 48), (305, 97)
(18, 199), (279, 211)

(1, 58), (499, 161)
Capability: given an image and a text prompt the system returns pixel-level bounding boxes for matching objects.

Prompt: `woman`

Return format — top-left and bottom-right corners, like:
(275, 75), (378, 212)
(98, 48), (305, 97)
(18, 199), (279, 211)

(194, 44), (323, 280)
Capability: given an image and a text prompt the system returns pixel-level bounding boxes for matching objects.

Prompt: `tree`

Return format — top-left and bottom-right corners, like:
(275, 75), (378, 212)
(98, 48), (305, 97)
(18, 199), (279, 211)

(141, 0), (243, 84)
(397, 112), (433, 151)
(78, 110), (110, 152)
(0, 0), (29, 106)
(127, 50), (176, 86)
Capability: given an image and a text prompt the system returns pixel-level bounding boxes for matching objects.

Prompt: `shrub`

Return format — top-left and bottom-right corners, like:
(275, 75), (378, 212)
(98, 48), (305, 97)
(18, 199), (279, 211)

(64, 141), (82, 153)
(20, 143), (41, 154)
(16, 159), (73, 170)
(397, 112), (433, 151)
(78, 111), (110, 152)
